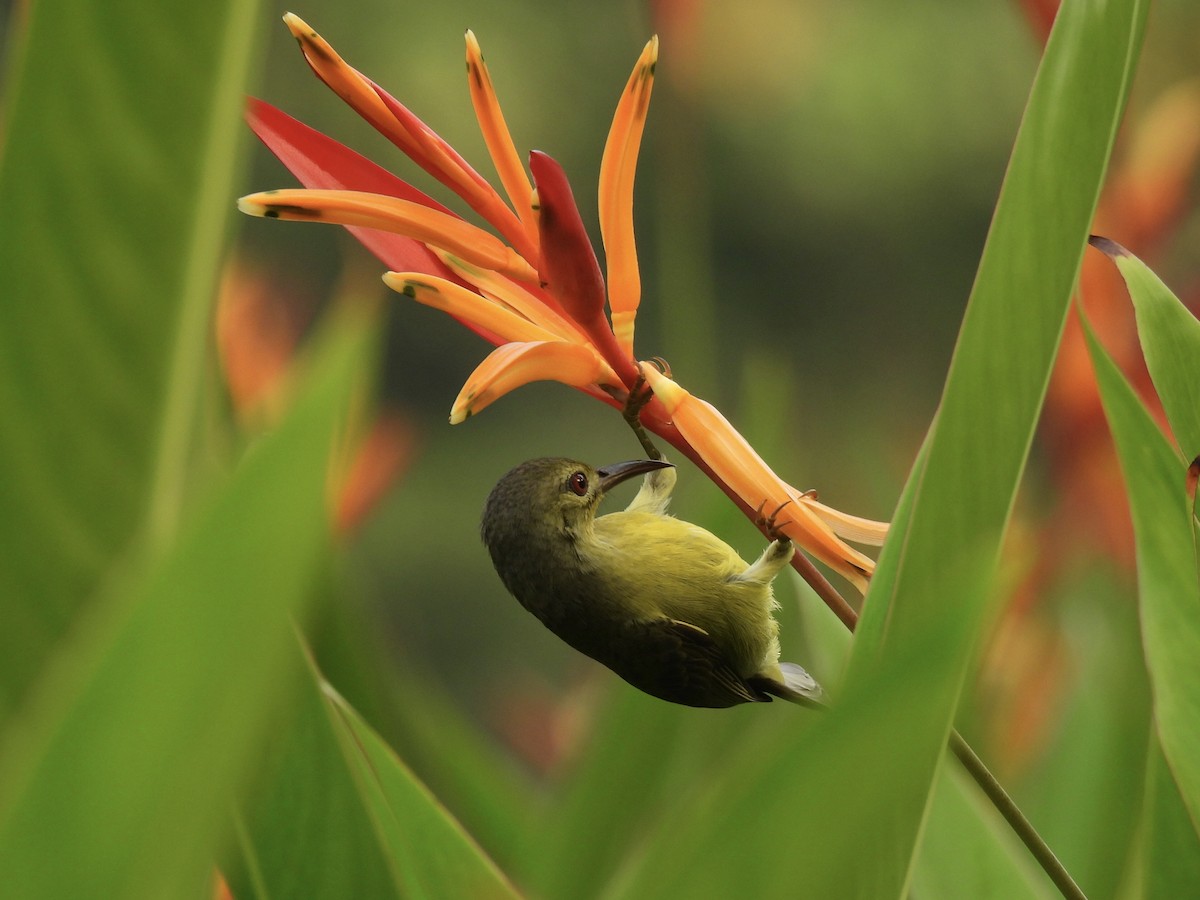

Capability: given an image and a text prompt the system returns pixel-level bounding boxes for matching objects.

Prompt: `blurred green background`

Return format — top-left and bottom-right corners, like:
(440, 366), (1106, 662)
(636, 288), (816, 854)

(3, 0), (1199, 895)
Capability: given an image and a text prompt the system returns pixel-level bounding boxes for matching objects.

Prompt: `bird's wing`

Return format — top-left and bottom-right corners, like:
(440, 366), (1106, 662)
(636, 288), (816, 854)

(623, 617), (770, 707)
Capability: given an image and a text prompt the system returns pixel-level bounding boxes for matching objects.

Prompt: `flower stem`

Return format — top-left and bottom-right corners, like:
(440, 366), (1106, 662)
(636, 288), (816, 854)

(786, 551), (859, 630)
(948, 731), (1086, 900)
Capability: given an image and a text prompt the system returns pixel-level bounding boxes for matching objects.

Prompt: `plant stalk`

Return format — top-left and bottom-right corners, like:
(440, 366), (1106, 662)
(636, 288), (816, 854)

(949, 731), (1086, 900)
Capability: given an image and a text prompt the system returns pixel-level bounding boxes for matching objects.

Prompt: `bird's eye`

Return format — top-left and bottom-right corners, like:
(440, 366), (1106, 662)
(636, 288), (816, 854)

(568, 471), (589, 496)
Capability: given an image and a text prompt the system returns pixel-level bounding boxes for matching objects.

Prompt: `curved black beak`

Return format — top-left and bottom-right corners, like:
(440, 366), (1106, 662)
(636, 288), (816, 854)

(596, 459), (673, 494)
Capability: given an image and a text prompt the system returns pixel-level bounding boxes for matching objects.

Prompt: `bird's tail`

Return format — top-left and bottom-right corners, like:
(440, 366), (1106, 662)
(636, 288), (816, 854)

(754, 662), (826, 709)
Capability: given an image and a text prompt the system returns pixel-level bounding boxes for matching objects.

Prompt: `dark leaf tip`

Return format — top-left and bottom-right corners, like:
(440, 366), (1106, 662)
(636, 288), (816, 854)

(1088, 234), (1131, 258)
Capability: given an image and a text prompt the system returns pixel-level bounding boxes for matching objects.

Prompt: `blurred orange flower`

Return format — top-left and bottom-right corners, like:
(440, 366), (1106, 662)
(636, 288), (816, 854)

(215, 256), (415, 535)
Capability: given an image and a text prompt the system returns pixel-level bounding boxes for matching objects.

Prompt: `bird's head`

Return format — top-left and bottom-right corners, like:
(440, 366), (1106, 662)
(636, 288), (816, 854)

(482, 457), (672, 545)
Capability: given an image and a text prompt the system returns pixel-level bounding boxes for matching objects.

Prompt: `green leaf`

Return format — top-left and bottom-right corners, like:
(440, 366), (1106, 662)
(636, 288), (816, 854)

(1013, 578), (1152, 897)
(1084, 316), (1200, 838)
(0, 0), (264, 716)
(1141, 739), (1200, 897)
(851, 0), (1146, 653)
(527, 685), (775, 899)
(227, 632), (399, 900)
(603, 625), (974, 900)
(825, 0), (1147, 891)
(228, 573), (534, 896)
(356, 654), (536, 873)
(0, 317), (372, 899)
(315, 657), (523, 900)
(912, 766), (1053, 900)
(1088, 236), (1200, 457)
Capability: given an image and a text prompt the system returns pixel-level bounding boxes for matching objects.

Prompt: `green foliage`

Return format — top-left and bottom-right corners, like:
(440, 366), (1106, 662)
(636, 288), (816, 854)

(2, 0), (1198, 897)
(1085, 253), (1200, 846)
(1104, 240), (1200, 457)
(0, 318), (370, 898)
(227, 635), (401, 899)
(320, 667), (521, 899)
(0, 0), (265, 719)
(1141, 742), (1200, 897)
(825, 1), (1148, 892)
(912, 767), (1051, 900)
(1015, 578), (1152, 896)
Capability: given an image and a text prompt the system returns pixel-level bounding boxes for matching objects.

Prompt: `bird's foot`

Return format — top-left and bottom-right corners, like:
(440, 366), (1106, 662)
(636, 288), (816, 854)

(624, 360), (671, 461)
(755, 499), (794, 544)
(623, 372), (654, 423)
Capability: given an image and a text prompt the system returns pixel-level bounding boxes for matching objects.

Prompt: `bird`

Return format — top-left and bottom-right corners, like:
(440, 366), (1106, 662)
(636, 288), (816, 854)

(480, 456), (824, 709)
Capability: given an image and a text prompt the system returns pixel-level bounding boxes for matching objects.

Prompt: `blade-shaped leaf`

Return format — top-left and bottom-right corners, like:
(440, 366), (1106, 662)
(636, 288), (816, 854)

(1141, 739), (1200, 897)
(315, 659), (523, 900)
(828, 0), (1146, 891)
(256, 573), (536, 880)
(1084, 315), (1200, 836)
(0, 316), (372, 899)
(526, 685), (773, 899)
(1089, 236), (1200, 457)
(603, 619), (980, 900)
(912, 766), (1053, 900)
(229, 597), (535, 900)
(365, 657), (537, 873)
(1011, 577), (1152, 897)
(0, 0), (264, 717)
(226, 623), (398, 900)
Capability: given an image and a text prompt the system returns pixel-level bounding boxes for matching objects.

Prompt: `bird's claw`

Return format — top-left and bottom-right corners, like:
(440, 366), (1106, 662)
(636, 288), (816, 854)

(624, 359), (671, 421)
(755, 499), (794, 543)
(623, 371), (655, 425)
(647, 356), (672, 377)
(623, 361), (671, 461)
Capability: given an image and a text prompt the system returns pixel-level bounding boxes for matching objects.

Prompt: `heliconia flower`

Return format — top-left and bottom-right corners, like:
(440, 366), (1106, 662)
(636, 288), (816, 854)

(237, 14), (888, 593)
(238, 12), (645, 397)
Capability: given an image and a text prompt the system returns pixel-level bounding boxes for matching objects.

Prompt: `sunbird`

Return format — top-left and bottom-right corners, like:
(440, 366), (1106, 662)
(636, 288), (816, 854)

(481, 457), (824, 708)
